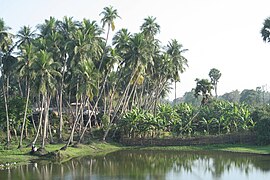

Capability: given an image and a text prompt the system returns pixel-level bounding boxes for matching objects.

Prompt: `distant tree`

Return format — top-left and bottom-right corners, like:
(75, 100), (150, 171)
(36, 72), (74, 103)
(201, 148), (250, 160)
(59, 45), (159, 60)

(261, 17), (270, 43)
(182, 89), (201, 106)
(239, 89), (258, 105)
(208, 68), (221, 98)
(194, 78), (213, 105)
(220, 90), (240, 103)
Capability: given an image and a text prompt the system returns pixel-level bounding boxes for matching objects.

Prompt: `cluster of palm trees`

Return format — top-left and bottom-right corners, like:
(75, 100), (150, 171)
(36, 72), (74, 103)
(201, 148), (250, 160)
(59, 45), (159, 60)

(0, 6), (188, 149)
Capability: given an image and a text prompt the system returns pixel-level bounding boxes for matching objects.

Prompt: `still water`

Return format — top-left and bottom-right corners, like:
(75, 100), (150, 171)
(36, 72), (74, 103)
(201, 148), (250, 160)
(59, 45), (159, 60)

(1, 150), (270, 180)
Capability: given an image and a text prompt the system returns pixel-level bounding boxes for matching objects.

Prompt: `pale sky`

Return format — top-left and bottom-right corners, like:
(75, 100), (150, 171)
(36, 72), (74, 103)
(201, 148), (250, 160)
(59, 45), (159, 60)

(1, 0), (270, 100)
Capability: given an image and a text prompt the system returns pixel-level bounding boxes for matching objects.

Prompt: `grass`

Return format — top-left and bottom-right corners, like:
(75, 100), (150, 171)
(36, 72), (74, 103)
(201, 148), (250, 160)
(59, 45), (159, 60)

(0, 141), (122, 166)
(137, 144), (270, 155)
(1, 141), (270, 168)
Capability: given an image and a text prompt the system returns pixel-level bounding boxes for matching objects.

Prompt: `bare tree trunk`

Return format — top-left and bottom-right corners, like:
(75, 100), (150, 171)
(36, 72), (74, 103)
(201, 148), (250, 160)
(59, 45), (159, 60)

(18, 84), (30, 148)
(174, 81), (177, 104)
(61, 102), (84, 150)
(2, 76), (10, 146)
(41, 93), (50, 149)
(58, 58), (66, 142)
(102, 69), (139, 141)
(31, 96), (45, 146)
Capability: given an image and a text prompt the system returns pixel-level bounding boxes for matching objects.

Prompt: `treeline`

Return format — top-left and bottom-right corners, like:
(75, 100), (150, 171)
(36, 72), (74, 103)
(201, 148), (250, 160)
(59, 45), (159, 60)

(0, 6), (188, 149)
(177, 88), (270, 107)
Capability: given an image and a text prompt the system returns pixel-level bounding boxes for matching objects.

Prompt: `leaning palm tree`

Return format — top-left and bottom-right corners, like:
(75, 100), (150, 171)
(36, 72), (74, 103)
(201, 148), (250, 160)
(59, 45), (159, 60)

(32, 50), (61, 149)
(17, 43), (36, 149)
(102, 32), (150, 141)
(166, 39), (188, 102)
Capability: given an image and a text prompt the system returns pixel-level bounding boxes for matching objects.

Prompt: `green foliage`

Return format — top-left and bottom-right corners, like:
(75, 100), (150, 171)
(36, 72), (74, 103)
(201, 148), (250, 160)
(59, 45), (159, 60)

(194, 78), (213, 105)
(101, 114), (110, 129)
(252, 105), (270, 145)
(254, 118), (270, 145)
(0, 96), (32, 135)
(118, 108), (157, 138)
(220, 90), (240, 103)
(251, 105), (270, 122)
(240, 89), (258, 106)
(118, 100), (254, 139)
(197, 100), (254, 135)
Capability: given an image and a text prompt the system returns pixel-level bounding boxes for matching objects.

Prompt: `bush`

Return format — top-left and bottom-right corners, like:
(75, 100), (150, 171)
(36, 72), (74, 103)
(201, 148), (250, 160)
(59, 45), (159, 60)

(254, 117), (270, 145)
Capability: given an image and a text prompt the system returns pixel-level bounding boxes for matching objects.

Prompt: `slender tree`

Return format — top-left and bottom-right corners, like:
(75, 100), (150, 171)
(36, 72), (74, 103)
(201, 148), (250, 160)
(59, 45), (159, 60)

(0, 18), (13, 146)
(208, 68), (221, 98)
(166, 39), (188, 102)
(32, 50), (60, 149)
(99, 5), (120, 70)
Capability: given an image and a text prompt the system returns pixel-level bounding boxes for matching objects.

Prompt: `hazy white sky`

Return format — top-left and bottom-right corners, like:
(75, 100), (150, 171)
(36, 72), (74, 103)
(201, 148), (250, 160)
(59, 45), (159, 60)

(1, 0), (270, 100)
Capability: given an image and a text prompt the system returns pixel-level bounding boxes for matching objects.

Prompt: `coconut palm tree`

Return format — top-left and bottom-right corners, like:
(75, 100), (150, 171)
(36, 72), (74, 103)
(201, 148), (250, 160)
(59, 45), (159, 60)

(55, 16), (78, 142)
(99, 5), (120, 70)
(140, 16), (160, 38)
(31, 50), (61, 149)
(17, 43), (36, 149)
(166, 39), (188, 102)
(15, 25), (37, 148)
(0, 18), (14, 146)
(68, 59), (98, 145)
(102, 32), (150, 141)
(16, 25), (36, 48)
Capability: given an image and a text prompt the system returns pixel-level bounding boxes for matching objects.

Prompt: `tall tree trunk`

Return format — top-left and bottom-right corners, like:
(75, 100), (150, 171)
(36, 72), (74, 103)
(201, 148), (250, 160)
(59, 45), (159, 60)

(31, 96), (45, 146)
(98, 24), (110, 72)
(41, 93), (49, 149)
(18, 84), (30, 148)
(61, 102), (84, 150)
(174, 81), (177, 104)
(58, 57), (67, 142)
(215, 83), (218, 98)
(102, 71), (136, 141)
(2, 76), (10, 146)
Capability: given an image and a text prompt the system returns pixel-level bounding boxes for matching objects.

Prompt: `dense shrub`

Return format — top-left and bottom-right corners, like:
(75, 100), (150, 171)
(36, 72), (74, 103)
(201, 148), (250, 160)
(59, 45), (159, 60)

(254, 118), (270, 145)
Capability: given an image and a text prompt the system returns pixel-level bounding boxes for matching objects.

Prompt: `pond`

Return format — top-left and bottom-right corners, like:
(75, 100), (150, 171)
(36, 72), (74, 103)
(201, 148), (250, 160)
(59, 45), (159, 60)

(1, 150), (270, 180)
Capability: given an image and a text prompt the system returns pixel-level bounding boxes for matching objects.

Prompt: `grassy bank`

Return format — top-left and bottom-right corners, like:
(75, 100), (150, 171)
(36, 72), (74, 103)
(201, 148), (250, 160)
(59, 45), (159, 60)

(0, 141), (122, 167)
(137, 144), (270, 155)
(1, 142), (270, 169)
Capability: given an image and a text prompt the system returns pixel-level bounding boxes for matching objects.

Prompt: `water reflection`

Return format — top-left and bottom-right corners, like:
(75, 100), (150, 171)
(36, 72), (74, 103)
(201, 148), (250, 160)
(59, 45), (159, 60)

(1, 150), (270, 180)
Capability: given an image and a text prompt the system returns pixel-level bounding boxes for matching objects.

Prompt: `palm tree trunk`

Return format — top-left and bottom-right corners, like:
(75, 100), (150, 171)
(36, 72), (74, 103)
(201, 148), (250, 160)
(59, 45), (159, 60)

(58, 81), (64, 141)
(174, 81), (177, 104)
(98, 24), (110, 71)
(17, 79), (23, 97)
(18, 84), (30, 148)
(58, 57), (67, 142)
(61, 102), (84, 150)
(41, 93), (49, 149)
(102, 70), (137, 141)
(2, 76), (10, 146)
(31, 96), (45, 146)
(215, 84), (218, 98)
